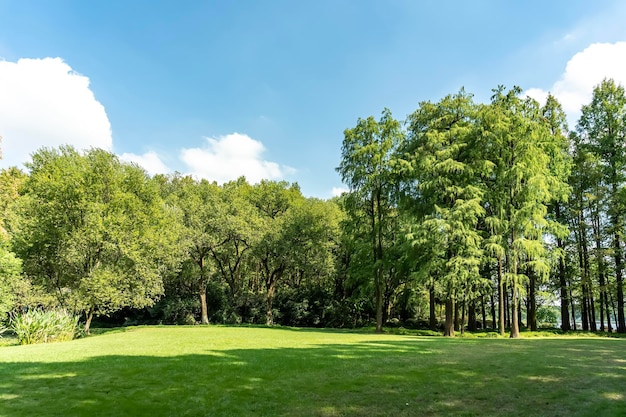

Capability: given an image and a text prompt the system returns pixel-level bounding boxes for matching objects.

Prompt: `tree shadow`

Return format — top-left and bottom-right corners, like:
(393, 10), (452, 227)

(1, 338), (625, 416)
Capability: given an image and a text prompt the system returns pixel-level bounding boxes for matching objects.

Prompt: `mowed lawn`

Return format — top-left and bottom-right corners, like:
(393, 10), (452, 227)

(1, 327), (625, 417)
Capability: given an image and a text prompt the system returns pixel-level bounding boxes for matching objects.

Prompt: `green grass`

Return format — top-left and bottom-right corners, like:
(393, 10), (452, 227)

(1, 326), (625, 416)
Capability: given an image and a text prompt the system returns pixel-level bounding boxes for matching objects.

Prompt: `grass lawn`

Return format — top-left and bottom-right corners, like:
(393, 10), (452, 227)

(1, 326), (625, 416)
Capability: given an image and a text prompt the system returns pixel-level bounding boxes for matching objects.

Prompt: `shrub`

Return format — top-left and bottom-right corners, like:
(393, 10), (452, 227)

(9, 309), (79, 345)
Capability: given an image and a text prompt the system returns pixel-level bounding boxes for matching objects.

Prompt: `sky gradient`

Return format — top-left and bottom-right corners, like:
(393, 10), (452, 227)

(1, 1), (626, 197)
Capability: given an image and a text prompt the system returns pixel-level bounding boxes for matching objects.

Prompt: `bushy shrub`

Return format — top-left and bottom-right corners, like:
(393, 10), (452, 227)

(10, 309), (79, 345)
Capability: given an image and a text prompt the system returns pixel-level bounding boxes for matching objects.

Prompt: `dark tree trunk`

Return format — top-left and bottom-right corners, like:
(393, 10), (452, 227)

(468, 299), (477, 332)
(490, 293), (497, 330)
(429, 285), (437, 331)
(498, 259), (505, 335)
(444, 298), (454, 337)
(461, 301), (466, 335)
(504, 282), (510, 329)
(481, 295), (487, 330)
(569, 285), (577, 331)
(581, 289), (589, 331)
(556, 204), (571, 331)
(614, 233), (626, 333)
(529, 271), (537, 331)
(454, 297), (460, 332)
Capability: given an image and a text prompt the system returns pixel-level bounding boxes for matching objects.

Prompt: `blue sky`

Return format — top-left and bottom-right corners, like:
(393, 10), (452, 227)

(1, 1), (626, 197)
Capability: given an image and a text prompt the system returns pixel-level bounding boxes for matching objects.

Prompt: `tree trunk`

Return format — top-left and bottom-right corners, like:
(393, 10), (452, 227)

(490, 293), (497, 330)
(460, 301), (466, 335)
(266, 280), (276, 326)
(569, 285), (577, 331)
(84, 308), (94, 334)
(199, 284), (209, 324)
(444, 298), (454, 337)
(454, 296), (460, 332)
(198, 257), (209, 325)
(374, 275), (383, 333)
(510, 249), (520, 338)
(556, 204), (571, 331)
(559, 243), (571, 331)
(498, 258), (505, 336)
(529, 271), (537, 331)
(614, 233), (626, 333)
(481, 295), (487, 330)
(468, 299), (477, 332)
(429, 285), (437, 331)
(510, 283), (520, 338)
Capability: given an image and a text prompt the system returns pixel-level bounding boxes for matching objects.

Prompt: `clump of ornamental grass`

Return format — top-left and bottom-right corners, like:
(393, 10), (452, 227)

(10, 309), (80, 345)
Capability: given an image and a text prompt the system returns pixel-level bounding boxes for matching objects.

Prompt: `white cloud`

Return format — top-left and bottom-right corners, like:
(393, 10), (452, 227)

(526, 42), (626, 125)
(331, 186), (348, 197)
(119, 151), (170, 176)
(0, 57), (112, 168)
(180, 133), (294, 184)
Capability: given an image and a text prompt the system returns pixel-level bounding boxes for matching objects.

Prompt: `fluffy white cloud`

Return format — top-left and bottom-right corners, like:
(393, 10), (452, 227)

(331, 186), (348, 197)
(119, 151), (170, 176)
(526, 42), (626, 124)
(0, 57), (112, 168)
(180, 133), (294, 184)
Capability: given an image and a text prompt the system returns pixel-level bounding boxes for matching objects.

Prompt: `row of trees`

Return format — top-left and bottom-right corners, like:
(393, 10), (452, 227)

(0, 147), (347, 332)
(339, 80), (626, 337)
(1, 80), (625, 337)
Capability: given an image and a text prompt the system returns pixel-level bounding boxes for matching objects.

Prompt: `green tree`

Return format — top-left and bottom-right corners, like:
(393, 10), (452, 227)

(15, 147), (177, 332)
(577, 79), (626, 333)
(160, 174), (222, 324)
(337, 109), (403, 333)
(249, 180), (303, 325)
(399, 90), (486, 336)
(480, 87), (562, 338)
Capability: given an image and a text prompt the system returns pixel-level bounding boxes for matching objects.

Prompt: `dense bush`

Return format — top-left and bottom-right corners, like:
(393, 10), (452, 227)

(10, 309), (79, 345)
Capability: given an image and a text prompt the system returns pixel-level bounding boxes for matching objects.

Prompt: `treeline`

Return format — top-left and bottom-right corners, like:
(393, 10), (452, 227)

(1, 80), (625, 337)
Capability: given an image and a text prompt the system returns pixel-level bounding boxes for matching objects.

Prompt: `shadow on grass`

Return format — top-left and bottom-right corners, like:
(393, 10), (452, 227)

(1, 338), (625, 416)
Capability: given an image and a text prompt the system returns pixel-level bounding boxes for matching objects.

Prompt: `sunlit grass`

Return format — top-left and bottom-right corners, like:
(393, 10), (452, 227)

(1, 325), (625, 416)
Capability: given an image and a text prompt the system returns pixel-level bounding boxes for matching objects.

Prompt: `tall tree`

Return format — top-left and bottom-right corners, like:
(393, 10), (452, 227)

(480, 87), (562, 338)
(337, 109), (403, 333)
(249, 180), (303, 325)
(577, 79), (626, 333)
(15, 147), (177, 332)
(541, 94), (572, 332)
(398, 90), (486, 336)
(160, 174), (221, 324)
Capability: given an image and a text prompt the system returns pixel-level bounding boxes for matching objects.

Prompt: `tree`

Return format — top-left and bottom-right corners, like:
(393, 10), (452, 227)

(399, 90), (486, 336)
(480, 87), (563, 338)
(249, 180), (303, 325)
(160, 174), (222, 324)
(576, 79), (626, 333)
(15, 147), (177, 332)
(337, 109), (403, 333)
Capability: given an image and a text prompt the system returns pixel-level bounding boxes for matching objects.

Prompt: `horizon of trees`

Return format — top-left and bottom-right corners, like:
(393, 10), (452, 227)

(1, 80), (626, 337)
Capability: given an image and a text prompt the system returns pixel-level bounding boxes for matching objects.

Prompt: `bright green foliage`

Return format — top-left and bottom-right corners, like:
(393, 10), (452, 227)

(0, 245), (23, 320)
(209, 178), (261, 300)
(337, 108), (404, 332)
(479, 87), (566, 337)
(14, 147), (176, 332)
(249, 180), (305, 324)
(9, 309), (79, 345)
(399, 90), (487, 336)
(159, 174), (222, 324)
(0, 168), (30, 321)
(577, 79), (626, 333)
